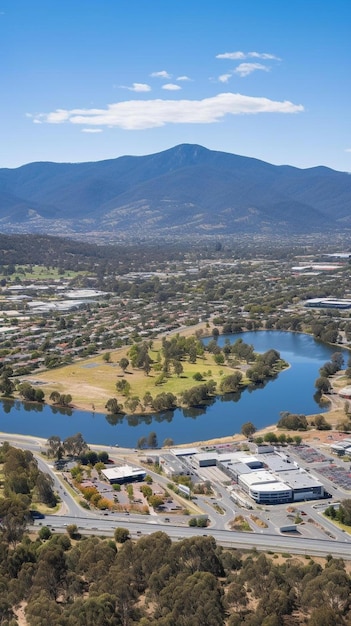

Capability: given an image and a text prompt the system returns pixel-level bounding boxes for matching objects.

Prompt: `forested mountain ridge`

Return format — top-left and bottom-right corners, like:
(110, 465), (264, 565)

(1, 144), (351, 240)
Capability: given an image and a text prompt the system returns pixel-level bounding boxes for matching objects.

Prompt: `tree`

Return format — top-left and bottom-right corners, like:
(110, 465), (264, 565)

(66, 523), (79, 538)
(124, 396), (140, 414)
(141, 485), (152, 498)
(116, 379), (131, 396)
(188, 345), (197, 363)
(102, 351), (111, 363)
(173, 360), (184, 377)
(49, 391), (60, 404)
(31, 544), (67, 601)
(220, 372), (243, 393)
(331, 352), (344, 370)
(143, 354), (152, 376)
(0, 375), (14, 396)
(193, 372), (203, 381)
(18, 381), (41, 401)
(60, 393), (72, 407)
(241, 422), (256, 438)
(152, 392), (177, 411)
(315, 377), (331, 393)
(147, 431), (158, 448)
(105, 398), (124, 414)
(214, 353), (225, 365)
(119, 357), (129, 372)
(35, 388), (45, 402)
(212, 327), (219, 339)
(98, 451), (109, 463)
(277, 412), (308, 430)
(46, 435), (63, 459)
(143, 391), (153, 406)
(114, 527), (130, 543)
(63, 432), (87, 456)
(39, 525), (52, 540)
(0, 496), (29, 546)
(264, 432), (278, 443)
(25, 591), (63, 626)
(163, 438), (174, 447)
(226, 581), (247, 611)
(149, 495), (165, 509)
(314, 414), (331, 430)
(308, 607), (342, 626)
(35, 472), (57, 507)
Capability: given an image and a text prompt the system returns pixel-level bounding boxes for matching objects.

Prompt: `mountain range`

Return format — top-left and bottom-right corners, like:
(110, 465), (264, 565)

(0, 144), (350, 240)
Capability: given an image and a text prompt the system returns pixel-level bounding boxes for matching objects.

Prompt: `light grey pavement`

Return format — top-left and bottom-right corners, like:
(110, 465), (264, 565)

(3, 432), (351, 556)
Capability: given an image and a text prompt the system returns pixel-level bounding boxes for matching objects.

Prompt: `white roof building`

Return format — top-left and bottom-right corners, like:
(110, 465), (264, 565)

(101, 465), (146, 484)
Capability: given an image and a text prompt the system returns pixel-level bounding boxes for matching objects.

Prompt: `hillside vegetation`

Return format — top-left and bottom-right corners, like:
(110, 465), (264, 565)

(1, 144), (351, 239)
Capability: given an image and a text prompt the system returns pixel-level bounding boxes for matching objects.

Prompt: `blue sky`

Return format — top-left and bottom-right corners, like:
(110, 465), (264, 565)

(2, 0), (351, 171)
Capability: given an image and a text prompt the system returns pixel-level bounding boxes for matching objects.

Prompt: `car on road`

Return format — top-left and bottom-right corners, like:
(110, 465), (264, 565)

(29, 510), (45, 520)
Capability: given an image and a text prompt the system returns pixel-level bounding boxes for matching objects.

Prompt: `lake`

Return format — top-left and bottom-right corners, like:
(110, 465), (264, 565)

(0, 331), (348, 448)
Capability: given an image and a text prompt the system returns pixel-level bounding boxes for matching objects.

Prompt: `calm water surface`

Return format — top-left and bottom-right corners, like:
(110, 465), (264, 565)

(0, 332), (348, 447)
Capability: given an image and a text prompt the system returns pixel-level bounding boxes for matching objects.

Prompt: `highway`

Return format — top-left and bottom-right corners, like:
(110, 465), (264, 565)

(3, 432), (351, 559)
(34, 513), (351, 559)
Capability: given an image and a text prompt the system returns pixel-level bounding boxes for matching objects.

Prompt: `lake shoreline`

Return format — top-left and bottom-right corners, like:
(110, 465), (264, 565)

(0, 406), (346, 452)
(1, 330), (348, 448)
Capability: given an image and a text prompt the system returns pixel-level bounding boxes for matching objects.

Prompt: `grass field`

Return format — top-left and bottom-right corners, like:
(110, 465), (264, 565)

(28, 339), (240, 415)
(1, 265), (85, 281)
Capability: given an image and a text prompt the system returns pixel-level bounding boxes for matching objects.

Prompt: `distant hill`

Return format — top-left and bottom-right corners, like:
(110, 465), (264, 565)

(0, 144), (350, 239)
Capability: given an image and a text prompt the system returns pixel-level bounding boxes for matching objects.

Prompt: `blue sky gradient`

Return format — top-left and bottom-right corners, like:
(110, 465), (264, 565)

(2, 0), (351, 170)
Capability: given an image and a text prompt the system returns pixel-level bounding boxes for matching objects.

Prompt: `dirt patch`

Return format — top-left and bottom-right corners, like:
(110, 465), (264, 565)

(250, 514), (268, 528)
(230, 515), (252, 532)
(13, 601), (28, 626)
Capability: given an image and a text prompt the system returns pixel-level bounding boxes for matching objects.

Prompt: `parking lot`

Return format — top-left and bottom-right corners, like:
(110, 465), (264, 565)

(293, 445), (351, 490)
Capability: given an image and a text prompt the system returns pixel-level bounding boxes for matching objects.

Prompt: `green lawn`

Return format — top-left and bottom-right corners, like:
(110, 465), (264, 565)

(1, 264), (86, 281)
(30, 340), (243, 415)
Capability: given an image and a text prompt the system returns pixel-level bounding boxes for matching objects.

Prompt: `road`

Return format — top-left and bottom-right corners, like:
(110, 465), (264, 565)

(33, 513), (351, 559)
(3, 432), (351, 558)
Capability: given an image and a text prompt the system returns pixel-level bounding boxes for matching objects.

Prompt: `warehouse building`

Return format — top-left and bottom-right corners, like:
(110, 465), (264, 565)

(192, 450), (324, 505)
(304, 298), (351, 309)
(238, 468), (323, 504)
(239, 472), (293, 504)
(330, 438), (351, 455)
(101, 465), (146, 484)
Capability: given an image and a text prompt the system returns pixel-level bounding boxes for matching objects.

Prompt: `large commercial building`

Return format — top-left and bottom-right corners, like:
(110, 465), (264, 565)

(191, 450), (324, 505)
(101, 465), (146, 484)
(304, 297), (351, 309)
(239, 472), (293, 504)
(330, 438), (351, 456)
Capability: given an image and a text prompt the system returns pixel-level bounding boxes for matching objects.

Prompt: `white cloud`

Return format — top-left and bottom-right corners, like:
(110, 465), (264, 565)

(34, 108), (71, 124)
(216, 51), (246, 60)
(162, 83), (181, 91)
(81, 128), (102, 133)
(176, 75), (191, 81)
(126, 83), (151, 92)
(218, 73), (232, 83)
(150, 70), (171, 79)
(248, 52), (280, 60)
(234, 63), (270, 77)
(345, 148), (351, 152)
(31, 93), (304, 130)
(216, 51), (280, 61)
